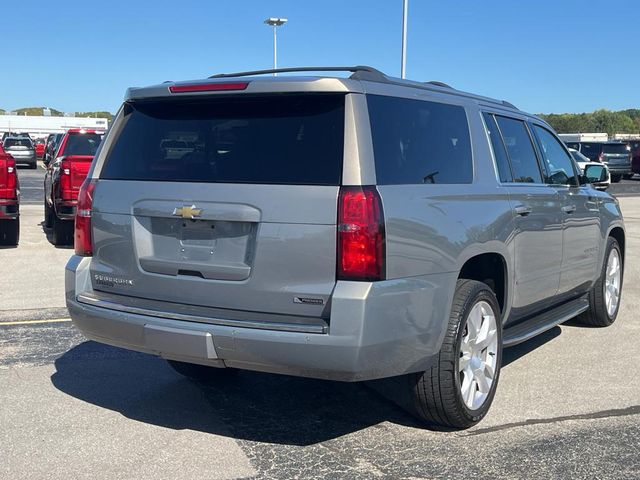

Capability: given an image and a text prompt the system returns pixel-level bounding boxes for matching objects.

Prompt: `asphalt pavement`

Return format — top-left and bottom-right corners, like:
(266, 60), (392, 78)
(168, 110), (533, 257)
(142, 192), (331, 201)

(1, 162), (639, 479)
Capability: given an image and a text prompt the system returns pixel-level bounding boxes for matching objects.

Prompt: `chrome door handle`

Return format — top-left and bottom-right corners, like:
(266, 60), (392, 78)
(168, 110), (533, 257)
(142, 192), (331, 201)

(514, 205), (532, 216)
(561, 205), (576, 214)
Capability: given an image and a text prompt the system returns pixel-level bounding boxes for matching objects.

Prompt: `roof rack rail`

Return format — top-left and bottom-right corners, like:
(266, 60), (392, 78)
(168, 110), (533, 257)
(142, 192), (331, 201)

(209, 65), (387, 81)
(501, 100), (518, 109)
(425, 80), (453, 88)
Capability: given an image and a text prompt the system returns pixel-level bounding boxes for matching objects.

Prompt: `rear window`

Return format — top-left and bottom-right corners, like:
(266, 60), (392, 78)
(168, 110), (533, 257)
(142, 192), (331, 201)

(602, 143), (629, 154)
(101, 95), (345, 185)
(579, 142), (604, 159)
(61, 133), (101, 156)
(4, 138), (32, 148)
(367, 95), (472, 184)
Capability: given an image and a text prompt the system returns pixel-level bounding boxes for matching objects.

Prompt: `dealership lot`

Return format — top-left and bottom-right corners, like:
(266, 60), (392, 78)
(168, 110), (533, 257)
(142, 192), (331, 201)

(1, 165), (639, 479)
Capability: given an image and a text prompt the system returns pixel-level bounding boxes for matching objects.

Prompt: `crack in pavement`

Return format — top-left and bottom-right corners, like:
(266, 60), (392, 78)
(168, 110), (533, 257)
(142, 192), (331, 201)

(464, 405), (640, 436)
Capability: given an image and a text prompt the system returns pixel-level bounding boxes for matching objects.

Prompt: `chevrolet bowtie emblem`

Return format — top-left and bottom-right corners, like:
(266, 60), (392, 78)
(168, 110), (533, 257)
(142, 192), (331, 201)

(173, 205), (203, 219)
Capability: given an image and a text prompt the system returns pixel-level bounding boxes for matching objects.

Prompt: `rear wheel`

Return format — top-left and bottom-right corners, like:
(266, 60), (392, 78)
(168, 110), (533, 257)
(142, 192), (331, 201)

(0, 219), (19, 246)
(52, 216), (74, 246)
(623, 173), (634, 180)
(30, 161), (37, 169)
(577, 237), (622, 327)
(166, 360), (238, 384)
(410, 279), (502, 429)
(611, 174), (622, 183)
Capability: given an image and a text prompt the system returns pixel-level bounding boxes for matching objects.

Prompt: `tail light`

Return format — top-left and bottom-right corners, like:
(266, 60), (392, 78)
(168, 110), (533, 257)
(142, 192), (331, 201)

(59, 158), (73, 200)
(6, 158), (17, 196)
(74, 178), (97, 256)
(337, 186), (385, 281)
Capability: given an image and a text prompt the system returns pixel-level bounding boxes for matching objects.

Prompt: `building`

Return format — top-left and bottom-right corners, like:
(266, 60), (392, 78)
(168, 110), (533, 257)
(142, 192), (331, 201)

(0, 114), (108, 139)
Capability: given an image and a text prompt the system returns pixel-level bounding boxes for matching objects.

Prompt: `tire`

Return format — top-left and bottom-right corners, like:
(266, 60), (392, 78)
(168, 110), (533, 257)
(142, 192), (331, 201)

(44, 199), (53, 228)
(623, 173), (634, 180)
(410, 279), (502, 429)
(52, 216), (73, 246)
(30, 161), (37, 169)
(166, 360), (238, 384)
(611, 174), (622, 183)
(577, 237), (622, 327)
(0, 219), (19, 246)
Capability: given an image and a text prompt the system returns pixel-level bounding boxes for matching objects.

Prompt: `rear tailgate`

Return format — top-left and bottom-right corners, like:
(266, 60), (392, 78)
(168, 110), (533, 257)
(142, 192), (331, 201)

(89, 93), (345, 321)
(0, 154), (15, 198)
(67, 155), (92, 193)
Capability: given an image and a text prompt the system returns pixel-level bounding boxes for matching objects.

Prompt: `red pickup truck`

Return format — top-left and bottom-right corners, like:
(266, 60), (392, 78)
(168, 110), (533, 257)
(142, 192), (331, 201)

(44, 129), (101, 245)
(0, 144), (19, 245)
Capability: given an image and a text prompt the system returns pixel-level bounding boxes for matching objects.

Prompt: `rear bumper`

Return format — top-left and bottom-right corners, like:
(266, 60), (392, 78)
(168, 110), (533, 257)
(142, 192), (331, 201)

(606, 165), (632, 175)
(66, 255), (455, 381)
(0, 202), (19, 219)
(11, 155), (36, 165)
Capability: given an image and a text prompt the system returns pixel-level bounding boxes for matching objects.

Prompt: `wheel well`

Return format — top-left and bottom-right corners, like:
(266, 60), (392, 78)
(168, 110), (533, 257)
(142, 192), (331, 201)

(459, 253), (507, 313)
(609, 227), (625, 261)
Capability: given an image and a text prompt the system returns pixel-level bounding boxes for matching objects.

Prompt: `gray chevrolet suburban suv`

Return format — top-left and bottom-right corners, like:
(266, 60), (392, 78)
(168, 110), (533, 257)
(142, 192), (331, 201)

(66, 66), (625, 429)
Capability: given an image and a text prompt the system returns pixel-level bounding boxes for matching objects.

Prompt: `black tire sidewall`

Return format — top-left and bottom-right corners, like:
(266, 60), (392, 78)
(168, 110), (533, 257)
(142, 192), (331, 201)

(452, 283), (503, 423)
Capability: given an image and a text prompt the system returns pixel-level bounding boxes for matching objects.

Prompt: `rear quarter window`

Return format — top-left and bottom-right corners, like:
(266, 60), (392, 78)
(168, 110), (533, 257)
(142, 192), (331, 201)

(367, 95), (473, 184)
(100, 94), (345, 185)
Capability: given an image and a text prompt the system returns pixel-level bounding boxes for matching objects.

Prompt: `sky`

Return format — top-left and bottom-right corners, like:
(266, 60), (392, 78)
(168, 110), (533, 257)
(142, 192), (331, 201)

(2, 0), (638, 115)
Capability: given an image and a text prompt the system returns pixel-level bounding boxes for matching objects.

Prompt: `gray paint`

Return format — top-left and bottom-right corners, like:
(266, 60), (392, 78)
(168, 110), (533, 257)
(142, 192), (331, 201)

(66, 72), (625, 381)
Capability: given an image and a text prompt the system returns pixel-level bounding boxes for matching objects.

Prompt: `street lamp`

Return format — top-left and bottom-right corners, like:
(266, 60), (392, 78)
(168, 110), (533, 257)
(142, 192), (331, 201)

(401, 0), (408, 79)
(264, 17), (288, 76)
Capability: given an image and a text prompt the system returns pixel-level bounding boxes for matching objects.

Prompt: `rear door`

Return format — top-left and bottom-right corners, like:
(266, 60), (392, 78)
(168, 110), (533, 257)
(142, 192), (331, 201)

(90, 94), (346, 319)
(491, 114), (563, 319)
(531, 124), (601, 295)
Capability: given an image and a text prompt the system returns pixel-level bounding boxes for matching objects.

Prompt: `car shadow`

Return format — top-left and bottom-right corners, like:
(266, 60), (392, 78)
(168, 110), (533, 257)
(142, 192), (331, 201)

(51, 341), (421, 446)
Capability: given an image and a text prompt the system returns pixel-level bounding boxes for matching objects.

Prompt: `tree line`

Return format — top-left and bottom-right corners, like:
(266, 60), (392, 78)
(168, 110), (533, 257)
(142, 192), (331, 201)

(538, 109), (640, 136)
(0, 107), (113, 121)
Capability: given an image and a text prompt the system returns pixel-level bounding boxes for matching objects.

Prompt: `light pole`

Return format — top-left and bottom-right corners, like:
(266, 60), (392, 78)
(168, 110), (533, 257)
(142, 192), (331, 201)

(264, 17), (288, 76)
(401, 0), (408, 79)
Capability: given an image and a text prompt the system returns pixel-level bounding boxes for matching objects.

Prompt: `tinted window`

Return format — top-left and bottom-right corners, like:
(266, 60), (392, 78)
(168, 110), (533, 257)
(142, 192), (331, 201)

(602, 143), (629, 154)
(495, 116), (542, 183)
(101, 95), (345, 185)
(532, 125), (578, 185)
(579, 142), (603, 160)
(62, 133), (101, 156)
(4, 138), (33, 148)
(367, 95), (472, 184)
(483, 112), (512, 182)
(564, 142), (580, 150)
(570, 149), (590, 163)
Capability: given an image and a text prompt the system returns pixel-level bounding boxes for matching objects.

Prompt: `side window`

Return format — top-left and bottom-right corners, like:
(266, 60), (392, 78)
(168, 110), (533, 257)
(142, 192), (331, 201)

(482, 112), (513, 183)
(532, 125), (578, 186)
(367, 95), (473, 184)
(494, 116), (543, 183)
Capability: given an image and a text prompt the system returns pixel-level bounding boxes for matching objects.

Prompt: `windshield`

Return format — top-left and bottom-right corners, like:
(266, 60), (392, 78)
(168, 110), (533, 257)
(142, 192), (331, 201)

(579, 142), (603, 160)
(570, 150), (590, 163)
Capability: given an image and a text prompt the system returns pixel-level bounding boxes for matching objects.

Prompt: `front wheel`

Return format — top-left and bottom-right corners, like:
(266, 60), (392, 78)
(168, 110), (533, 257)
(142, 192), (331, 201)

(577, 237), (622, 327)
(410, 279), (502, 429)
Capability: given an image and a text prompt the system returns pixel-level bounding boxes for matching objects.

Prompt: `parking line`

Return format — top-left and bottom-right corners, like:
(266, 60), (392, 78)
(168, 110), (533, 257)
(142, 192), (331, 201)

(0, 318), (72, 327)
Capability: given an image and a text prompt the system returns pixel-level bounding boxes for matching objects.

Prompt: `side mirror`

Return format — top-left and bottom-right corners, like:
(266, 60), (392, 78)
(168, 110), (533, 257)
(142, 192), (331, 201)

(584, 164), (608, 184)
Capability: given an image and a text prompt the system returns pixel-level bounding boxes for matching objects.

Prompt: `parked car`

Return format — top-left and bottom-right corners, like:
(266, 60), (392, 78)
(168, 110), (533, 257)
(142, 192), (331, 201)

(0, 143), (19, 245)
(44, 128), (101, 245)
(34, 138), (46, 159)
(65, 66), (625, 430)
(3, 137), (36, 169)
(568, 148), (610, 190)
(571, 141), (632, 182)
